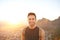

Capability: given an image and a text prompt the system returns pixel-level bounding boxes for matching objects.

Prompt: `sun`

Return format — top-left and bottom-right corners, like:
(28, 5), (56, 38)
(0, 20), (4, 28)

(8, 19), (20, 25)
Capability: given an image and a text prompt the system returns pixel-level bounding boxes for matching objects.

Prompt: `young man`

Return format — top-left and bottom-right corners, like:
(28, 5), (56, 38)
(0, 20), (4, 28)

(21, 12), (45, 40)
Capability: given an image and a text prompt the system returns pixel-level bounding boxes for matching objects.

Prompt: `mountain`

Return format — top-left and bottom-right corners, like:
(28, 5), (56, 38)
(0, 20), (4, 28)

(37, 16), (60, 40)
(52, 16), (60, 38)
(37, 18), (54, 32)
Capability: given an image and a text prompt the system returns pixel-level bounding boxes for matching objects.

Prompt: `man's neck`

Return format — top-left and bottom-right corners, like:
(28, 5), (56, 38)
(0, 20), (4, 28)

(29, 25), (36, 29)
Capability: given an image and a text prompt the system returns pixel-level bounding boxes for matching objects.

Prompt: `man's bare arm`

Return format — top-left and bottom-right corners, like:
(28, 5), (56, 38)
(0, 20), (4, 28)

(21, 28), (25, 40)
(39, 28), (45, 40)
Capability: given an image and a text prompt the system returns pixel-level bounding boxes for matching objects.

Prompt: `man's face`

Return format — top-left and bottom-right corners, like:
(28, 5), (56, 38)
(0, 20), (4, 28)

(28, 15), (36, 27)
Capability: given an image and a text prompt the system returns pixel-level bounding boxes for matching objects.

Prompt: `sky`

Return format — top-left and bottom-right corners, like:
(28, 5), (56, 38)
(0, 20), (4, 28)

(0, 0), (60, 24)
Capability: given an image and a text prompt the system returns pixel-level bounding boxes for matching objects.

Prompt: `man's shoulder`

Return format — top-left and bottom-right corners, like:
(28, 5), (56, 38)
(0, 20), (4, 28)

(36, 26), (42, 30)
(37, 26), (42, 29)
(24, 27), (28, 30)
(22, 27), (28, 32)
(38, 27), (45, 33)
(36, 26), (44, 31)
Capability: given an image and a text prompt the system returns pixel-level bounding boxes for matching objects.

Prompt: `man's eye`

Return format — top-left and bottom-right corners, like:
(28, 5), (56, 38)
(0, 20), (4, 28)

(29, 19), (31, 20)
(32, 18), (34, 20)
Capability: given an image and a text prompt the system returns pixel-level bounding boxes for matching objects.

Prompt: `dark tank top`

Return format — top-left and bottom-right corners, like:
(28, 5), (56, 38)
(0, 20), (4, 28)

(25, 26), (39, 40)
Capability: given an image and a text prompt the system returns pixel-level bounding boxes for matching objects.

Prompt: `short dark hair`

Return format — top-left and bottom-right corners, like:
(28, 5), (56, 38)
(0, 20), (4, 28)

(28, 12), (36, 18)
